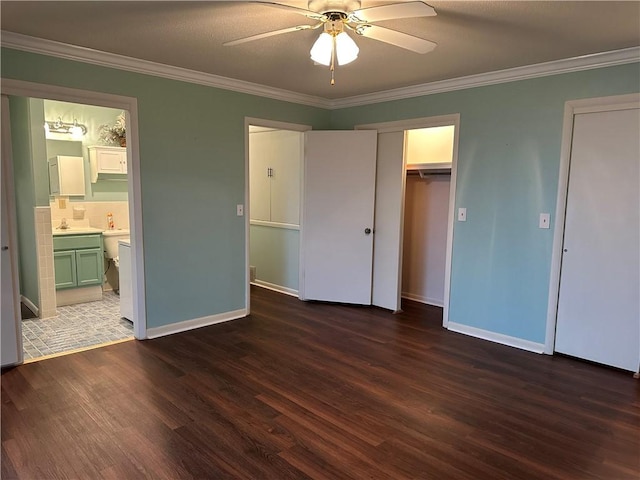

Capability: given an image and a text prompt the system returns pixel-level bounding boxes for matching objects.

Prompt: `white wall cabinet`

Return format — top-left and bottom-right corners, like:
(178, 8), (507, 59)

(249, 130), (302, 226)
(88, 146), (127, 183)
(48, 155), (85, 196)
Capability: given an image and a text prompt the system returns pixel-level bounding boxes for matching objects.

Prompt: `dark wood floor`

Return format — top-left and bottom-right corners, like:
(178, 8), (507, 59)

(2, 286), (639, 479)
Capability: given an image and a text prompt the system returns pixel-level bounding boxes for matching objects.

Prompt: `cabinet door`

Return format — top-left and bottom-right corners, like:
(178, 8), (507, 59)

(54, 250), (77, 289)
(76, 248), (104, 287)
(270, 130), (303, 225)
(97, 150), (126, 174)
(249, 132), (272, 222)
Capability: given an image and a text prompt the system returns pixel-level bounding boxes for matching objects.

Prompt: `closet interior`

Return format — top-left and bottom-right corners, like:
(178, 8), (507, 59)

(401, 126), (455, 308)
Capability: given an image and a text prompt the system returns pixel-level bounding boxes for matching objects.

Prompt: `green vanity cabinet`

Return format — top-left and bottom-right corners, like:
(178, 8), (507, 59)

(53, 234), (103, 290)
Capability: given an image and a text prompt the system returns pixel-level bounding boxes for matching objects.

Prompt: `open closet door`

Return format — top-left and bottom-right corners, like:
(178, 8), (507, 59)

(371, 131), (405, 312)
(300, 130), (377, 304)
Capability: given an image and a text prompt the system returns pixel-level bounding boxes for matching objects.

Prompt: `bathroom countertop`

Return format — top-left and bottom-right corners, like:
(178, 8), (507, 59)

(52, 227), (104, 236)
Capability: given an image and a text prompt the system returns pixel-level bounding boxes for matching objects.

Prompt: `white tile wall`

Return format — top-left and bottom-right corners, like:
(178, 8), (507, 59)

(50, 200), (130, 231)
(35, 207), (56, 319)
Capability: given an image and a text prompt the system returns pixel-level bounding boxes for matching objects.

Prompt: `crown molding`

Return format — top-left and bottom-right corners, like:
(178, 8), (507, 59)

(330, 47), (640, 108)
(2, 31), (638, 111)
(0, 31), (331, 109)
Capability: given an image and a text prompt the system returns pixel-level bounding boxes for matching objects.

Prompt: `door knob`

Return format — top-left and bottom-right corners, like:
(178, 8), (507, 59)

(364, 228), (372, 235)
(1, 246), (8, 251)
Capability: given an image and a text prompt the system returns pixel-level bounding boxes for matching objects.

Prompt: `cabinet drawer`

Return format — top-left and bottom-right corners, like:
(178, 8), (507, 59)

(53, 234), (102, 252)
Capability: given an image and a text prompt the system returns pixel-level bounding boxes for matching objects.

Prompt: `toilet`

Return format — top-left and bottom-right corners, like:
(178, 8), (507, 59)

(103, 229), (130, 291)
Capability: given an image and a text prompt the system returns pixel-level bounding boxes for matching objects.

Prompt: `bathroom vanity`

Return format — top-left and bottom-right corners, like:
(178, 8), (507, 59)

(53, 227), (104, 306)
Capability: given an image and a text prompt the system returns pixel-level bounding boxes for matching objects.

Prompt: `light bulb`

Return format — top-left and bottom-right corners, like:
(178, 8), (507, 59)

(310, 32), (333, 66)
(71, 125), (83, 138)
(335, 31), (359, 65)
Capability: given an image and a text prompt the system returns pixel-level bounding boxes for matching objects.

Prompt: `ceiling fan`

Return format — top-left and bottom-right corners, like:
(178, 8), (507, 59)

(224, 1), (437, 85)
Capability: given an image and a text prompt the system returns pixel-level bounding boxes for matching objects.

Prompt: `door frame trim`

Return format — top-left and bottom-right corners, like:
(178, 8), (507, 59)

(243, 117), (311, 313)
(1, 78), (147, 340)
(356, 113), (460, 326)
(544, 93), (640, 355)
(1, 95), (24, 366)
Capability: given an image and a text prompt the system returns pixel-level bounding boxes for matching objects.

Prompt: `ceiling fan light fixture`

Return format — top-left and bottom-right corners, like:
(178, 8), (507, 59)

(310, 32), (333, 66)
(335, 31), (358, 65)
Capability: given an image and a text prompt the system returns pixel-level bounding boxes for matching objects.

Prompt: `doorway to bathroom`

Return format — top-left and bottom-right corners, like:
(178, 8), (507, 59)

(1, 81), (146, 367)
(12, 97), (133, 361)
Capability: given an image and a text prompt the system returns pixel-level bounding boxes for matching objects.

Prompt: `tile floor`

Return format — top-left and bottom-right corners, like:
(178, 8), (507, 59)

(21, 291), (134, 360)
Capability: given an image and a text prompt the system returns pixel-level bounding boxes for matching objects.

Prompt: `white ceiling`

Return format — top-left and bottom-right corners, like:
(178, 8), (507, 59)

(1, 1), (639, 100)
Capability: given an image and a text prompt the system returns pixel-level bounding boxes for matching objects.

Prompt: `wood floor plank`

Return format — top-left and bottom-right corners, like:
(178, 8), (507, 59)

(2, 285), (639, 479)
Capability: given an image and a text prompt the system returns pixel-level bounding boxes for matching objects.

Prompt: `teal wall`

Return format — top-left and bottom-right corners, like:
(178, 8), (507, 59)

(250, 225), (299, 290)
(9, 97), (39, 307)
(2, 48), (330, 329)
(331, 63), (640, 344)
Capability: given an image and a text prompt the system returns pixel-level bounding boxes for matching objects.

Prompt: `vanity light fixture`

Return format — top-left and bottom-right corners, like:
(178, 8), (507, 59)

(44, 117), (87, 137)
(309, 13), (359, 85)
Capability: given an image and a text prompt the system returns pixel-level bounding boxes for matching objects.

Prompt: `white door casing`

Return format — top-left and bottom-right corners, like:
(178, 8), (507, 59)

(356, 114), (460, 323)
(300, 130), (378, 304)
(244, 117), (311, 312)
(554, 106), (639, 371)
(1, 79), (147, 340)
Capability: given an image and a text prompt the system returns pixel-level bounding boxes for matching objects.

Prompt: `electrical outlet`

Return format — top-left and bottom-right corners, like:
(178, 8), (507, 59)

(458, 208), (467, 222)
(237, 204), (244, 216)
(539, 213), (550, 229)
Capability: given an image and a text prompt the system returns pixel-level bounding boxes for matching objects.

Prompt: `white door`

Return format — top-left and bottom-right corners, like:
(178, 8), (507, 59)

(300, 130), (377, 304)
(371, 131), (406, 311)
(1, 95), (22, 367)
(555, 107), (640, 371)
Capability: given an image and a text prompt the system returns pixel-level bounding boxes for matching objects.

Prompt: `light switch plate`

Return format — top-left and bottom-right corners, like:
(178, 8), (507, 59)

(236, 204), (244, 216)
(458, 207), (467, 222)
(539, 213), (550, 229)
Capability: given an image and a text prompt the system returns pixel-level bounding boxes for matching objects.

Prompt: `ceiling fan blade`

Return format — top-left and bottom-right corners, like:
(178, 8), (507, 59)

(359, 25), (436, 54)
(224, 25), (314, 47)
(255, 2), (327, 21)
(351, 1), (436, 22)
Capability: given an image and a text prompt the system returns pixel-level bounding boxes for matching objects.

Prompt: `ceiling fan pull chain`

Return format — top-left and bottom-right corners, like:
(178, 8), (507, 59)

(330, 34), (336, 85)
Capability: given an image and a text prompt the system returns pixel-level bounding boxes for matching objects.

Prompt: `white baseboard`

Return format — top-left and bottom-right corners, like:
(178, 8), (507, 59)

(252, 280), (298, 297)
(146, 308), (247, 339)
(20, 295), (39, 317)
(447, 322), (545, 354)
(401, 292), (444, 308)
